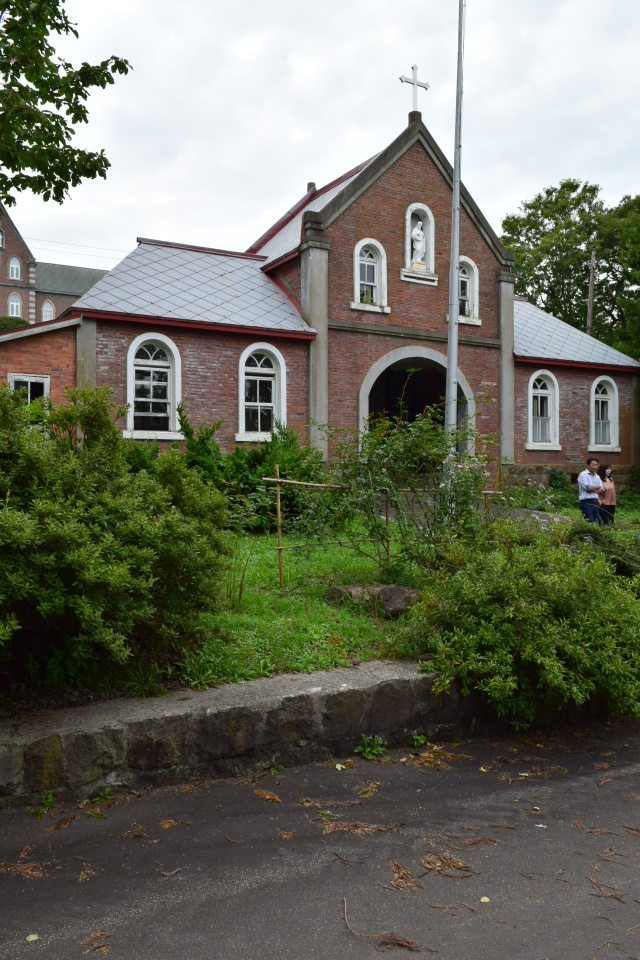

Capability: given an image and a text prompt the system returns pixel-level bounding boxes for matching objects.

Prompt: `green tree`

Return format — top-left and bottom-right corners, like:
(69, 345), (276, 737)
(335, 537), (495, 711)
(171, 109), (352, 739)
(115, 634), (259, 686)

(0, 0), (130, 205)
(501, 180), (640, 352)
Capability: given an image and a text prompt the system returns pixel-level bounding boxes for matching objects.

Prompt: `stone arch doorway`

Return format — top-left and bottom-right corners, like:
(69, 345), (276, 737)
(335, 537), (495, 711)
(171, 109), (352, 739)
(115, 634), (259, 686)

(358, 346), (475, 434)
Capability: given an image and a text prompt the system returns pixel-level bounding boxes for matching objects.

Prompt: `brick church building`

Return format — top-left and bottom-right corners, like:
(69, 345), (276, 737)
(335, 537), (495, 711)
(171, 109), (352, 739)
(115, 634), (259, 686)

(0, 112), (638, 482)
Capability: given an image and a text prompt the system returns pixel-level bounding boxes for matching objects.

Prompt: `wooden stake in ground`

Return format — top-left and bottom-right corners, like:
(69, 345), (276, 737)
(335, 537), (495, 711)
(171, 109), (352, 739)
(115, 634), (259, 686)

(275, 464), (284, 589)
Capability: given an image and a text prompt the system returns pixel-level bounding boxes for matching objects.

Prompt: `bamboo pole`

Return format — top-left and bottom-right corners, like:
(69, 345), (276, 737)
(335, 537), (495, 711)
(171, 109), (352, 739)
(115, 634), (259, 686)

(275, 464), (284, 589)
(262, 477), (343, 489)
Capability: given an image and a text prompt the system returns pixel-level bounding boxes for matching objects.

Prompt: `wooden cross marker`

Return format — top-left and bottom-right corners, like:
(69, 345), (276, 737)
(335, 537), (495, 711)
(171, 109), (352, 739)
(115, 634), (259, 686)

(400, 64), (430, 112)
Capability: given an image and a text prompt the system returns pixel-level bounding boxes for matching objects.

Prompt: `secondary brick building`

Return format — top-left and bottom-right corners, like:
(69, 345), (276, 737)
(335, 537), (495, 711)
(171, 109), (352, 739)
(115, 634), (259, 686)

(0, 114), (637, 482)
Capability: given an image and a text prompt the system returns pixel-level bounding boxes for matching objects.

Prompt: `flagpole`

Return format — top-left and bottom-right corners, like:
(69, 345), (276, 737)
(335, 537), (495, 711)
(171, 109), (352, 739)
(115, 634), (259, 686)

(444, 0), (466, 443)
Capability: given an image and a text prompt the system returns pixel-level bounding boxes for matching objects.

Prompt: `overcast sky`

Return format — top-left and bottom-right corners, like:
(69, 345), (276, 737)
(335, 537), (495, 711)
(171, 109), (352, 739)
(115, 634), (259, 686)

(9, 0), (640, 270)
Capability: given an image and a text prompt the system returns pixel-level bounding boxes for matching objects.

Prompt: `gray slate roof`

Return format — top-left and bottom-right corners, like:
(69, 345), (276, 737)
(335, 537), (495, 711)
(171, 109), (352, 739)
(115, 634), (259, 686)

(73, 241), (312, 334)
(36, 263), (108, 296)
(250, 160), (376, 266)
(514, 299), (640, 368)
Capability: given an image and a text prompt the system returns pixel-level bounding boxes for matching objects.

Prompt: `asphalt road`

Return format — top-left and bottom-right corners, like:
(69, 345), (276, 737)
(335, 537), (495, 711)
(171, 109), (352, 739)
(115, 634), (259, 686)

(1, 719), (639, 960)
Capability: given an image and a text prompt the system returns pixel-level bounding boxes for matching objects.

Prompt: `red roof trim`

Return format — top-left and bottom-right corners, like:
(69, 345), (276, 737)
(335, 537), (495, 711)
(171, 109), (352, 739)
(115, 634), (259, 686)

(260, 249), (299, 273)
(267, 271), (302, 312)
(246, 156), (375, 254)
(136, 237), (267, 260)
(63, 308), (315, 340)
(515, 355), (640, 373)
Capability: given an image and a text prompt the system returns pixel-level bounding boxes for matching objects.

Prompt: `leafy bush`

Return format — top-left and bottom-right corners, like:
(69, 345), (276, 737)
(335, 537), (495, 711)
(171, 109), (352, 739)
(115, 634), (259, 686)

(0, 386), (228, 690)
(296, 406), (491, 575)
(0, 316), (28, 332)
(178, 406), (326, 531)
(403, 525), (640, 726)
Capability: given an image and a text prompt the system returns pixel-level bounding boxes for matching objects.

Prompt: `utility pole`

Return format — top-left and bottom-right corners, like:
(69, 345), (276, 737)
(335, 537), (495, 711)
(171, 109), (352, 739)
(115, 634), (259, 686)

(586, 248), (596, 336)
(444, 0), (466, 443)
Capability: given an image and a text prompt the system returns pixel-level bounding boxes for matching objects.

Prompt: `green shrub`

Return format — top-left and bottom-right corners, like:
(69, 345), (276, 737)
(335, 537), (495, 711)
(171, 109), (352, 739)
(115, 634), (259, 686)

(0, 386), (228, 689)
(0, 316), (28, 331)
(404, 528), (640, 726)
(178, 406), (326, 531)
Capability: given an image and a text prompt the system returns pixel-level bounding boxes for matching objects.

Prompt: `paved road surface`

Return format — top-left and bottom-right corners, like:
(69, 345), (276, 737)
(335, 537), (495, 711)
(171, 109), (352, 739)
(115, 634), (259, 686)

(1, 719), (639, 960)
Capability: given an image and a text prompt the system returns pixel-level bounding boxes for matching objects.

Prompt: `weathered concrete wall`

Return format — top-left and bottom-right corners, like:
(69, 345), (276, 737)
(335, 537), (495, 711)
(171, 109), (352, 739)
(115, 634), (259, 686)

(0, 662), (472, 805)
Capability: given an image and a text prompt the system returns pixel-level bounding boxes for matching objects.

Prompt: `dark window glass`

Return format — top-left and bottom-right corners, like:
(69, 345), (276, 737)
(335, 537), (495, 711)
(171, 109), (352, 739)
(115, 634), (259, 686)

(245, 379), (258, 403)
(260, 408), (273, 432)
(245, 407), (259, 432)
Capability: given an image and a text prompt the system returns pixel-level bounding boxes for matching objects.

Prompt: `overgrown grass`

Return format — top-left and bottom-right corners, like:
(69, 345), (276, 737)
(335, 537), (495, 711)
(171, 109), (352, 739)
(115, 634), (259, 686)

(179, 533), (400, 688)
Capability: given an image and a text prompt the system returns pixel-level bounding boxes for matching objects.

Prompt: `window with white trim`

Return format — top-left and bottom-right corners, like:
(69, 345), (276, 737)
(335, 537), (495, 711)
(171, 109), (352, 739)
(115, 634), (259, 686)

(8, 257), (21, 280)
(8, 294), (21, 317)
(590, 376), (620, 451)
(236, 343), (287, 441)
(458, 256), (479, 323)
(41, 300), (54, 322)
(0, 229), (4, 250)
(125, 333), (182, 439)
(527, 369), (560, 450)
(351, 239), (389, 313)
(7, 373), (50, 402)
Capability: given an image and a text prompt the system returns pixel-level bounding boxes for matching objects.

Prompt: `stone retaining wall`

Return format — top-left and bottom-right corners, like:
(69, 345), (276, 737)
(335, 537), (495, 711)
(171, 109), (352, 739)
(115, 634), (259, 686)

(0, 662), (472, 805)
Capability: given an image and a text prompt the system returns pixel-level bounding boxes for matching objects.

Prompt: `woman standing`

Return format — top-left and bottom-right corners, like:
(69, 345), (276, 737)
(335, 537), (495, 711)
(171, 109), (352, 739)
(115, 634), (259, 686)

(598, 464), (616, 525)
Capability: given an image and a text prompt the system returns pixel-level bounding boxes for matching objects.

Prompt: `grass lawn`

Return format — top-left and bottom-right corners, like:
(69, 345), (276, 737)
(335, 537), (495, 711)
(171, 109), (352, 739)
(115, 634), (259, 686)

(179, 533), (402, 689)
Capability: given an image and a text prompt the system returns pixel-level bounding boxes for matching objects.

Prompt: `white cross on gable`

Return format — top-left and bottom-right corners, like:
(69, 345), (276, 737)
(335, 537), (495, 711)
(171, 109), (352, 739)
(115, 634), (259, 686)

(399, 64), (430, 112)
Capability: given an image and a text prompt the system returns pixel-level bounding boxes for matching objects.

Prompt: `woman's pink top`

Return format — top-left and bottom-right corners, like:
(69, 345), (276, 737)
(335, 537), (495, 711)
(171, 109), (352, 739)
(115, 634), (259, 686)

(599, 478), (616, 506)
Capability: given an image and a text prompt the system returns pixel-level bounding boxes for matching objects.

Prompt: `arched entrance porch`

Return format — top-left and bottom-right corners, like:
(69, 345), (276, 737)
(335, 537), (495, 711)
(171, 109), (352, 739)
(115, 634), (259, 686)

(358, 346), (475, 434)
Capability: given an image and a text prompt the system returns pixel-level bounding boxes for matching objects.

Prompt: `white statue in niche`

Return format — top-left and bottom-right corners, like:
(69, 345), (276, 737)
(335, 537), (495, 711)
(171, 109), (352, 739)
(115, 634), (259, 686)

(411, 219), (426, 267)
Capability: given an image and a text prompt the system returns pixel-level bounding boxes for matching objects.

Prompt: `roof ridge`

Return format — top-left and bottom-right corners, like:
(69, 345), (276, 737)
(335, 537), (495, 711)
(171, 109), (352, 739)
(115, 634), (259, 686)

(136, 238), (267, 260)
(246, 156), (377, 254)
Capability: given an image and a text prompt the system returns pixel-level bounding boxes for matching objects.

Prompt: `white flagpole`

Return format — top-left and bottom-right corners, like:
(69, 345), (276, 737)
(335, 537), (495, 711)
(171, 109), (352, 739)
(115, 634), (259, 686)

(444, 0), (466, 443)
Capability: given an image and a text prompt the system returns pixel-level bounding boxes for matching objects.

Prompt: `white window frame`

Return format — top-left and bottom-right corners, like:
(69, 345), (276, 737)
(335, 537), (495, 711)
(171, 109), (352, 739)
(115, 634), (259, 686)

(350, 238), (390, 314)
(236, 342), (287, 442)
(0, 228), (4, 250)
(458, 256), (479, 324)
(402, 202), (436, 283)
(589, 376), (620, 453)
(41, 300), (55, 322)
(7, 373), (50, 401)
(8, 257), (21, 280)
(124, 332), (183, 440)
(8, 294), (21, 318)
(526, 369), (561, 450)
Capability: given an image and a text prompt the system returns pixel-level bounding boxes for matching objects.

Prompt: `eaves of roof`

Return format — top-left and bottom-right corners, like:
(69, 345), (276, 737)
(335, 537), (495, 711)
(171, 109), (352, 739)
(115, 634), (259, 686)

(137, 237), (267, 261)
(0, 316), (81, 343)
(63, 308), (316, 340)
(514, 355), (640, 374)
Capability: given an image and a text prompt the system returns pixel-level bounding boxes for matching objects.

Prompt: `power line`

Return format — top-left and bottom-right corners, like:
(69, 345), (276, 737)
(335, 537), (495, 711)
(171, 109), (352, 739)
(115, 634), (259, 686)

(24, 237), (130, 255)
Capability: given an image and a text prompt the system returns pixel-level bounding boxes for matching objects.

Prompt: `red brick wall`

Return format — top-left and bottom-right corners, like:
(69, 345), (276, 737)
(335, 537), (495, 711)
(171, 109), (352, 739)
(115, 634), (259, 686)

(326, 141), (502, 340)
(35, 292), (78, 322)
(96, 322), (310, 450)
(273, 259), (301, 307)
(0, 327), (77, 403)
(0, 207), (35, 321)
(327, 329), (500, 441)
(514, 363), (635, 465)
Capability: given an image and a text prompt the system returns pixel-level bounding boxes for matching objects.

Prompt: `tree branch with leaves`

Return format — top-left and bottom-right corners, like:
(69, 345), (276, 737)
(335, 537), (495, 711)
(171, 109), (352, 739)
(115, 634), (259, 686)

(0, 0), (130, 205)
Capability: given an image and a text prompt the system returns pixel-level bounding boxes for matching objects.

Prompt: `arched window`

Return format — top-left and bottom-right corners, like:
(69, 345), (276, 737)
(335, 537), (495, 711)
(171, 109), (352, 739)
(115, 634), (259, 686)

(41, 300), (54, 322)
(8, 257), (21, 280)
(125, 333), (182, 439)
(403, 203), (436, 283)
(527, 369), (560, 450)
(8, 294), (21, 317)
(236, 343), (286, 441)
(0, 228), (4, 250)
(351, 239), (389, 313)
(590, 377), (620, 451)
(458, 256), (479, 323)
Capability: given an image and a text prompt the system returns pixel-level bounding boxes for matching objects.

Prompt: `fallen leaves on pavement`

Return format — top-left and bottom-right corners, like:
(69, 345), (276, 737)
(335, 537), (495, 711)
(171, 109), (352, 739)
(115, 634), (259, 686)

(358, 780), (381, 798)
(420, 850), (476, 878)
(0, 861), (48, 879)
(81, 931), (111, 954)
(343, 898), (430, 953)
(122, 823), (146, 838)
(464, 837), (499, 846)
(52, 816), (78, 831)
(253, 790), (281, 804)
(389, 860), (423, 891)
(623, 824), (640, 836)
(158, 819), (190, 829)
(320, 820), (403, 836)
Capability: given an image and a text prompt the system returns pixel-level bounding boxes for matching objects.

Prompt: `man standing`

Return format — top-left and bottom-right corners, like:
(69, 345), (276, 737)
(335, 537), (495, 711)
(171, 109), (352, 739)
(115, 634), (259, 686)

(577, 457), (604, 523)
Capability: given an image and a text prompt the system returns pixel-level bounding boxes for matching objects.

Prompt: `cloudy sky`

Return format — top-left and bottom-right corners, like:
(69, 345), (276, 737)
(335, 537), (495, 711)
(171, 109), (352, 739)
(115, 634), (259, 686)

(9, 0), (640, 270)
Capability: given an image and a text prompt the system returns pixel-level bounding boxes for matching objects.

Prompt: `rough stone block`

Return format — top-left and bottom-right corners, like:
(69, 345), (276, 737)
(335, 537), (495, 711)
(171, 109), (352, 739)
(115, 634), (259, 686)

(126, 717), (187, 770)
(0, 743), (24, 795)
(320, 688), (369, 748)
(264, 695), (314, 747)
(370, 678), (413, 733)
(24, 735), (63, 792)
(63, 728), (125, 787)
(188, 706), (265, 763)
